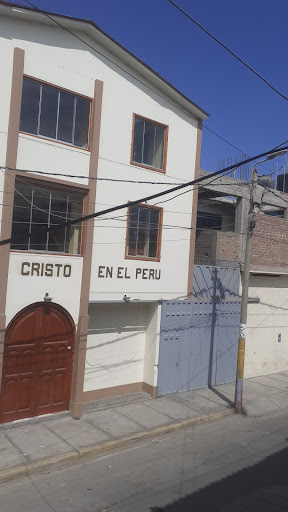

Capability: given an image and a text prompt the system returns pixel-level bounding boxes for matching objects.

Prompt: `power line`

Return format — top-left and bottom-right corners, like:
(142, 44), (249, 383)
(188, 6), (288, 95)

(0, 166), (182, 186)
(20, 0), (269, 174)
(203, 126), (249, 156)
(19, 0), (283, 179)
(259, 183), (288, 206)
(22, 0), (207, 122)
(6, 225), (288, 247)
(47, 146), (288, 232)
(152, 168), (235, 208)
(167, 0), (288, 103)
(203, 127), (272, 175)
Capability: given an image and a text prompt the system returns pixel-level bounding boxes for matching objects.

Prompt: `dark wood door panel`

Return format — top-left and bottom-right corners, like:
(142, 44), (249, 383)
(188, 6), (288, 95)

(0, 303), (75, 424)
(1, 374), (36, 422)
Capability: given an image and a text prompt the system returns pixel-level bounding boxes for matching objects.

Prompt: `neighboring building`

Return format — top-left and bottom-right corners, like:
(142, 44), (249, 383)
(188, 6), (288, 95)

(0, 2), (208, 423)
(195, 169), (288, 380)
(276, 171), (288, 193)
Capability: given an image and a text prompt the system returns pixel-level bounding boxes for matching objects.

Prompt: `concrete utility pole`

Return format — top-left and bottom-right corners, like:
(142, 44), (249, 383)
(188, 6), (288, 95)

(234, 168), (257, 414)
(234, 149), (287, 414)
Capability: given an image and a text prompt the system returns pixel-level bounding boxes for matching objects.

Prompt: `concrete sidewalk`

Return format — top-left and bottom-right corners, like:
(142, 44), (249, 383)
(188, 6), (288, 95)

(1, 371), (288, 483)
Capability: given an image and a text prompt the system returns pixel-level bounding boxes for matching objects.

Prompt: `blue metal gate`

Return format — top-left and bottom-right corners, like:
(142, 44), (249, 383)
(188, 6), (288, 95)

(157, 300), (240, 396)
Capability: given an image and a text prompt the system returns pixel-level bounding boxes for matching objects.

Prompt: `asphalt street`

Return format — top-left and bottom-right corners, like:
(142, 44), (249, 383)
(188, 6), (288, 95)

(1, 410), (288, 511)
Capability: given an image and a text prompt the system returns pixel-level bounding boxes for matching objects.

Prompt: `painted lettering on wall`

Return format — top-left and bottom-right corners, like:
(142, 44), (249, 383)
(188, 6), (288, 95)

(21, 262), (72, 277)
(98, 266), (161, 280)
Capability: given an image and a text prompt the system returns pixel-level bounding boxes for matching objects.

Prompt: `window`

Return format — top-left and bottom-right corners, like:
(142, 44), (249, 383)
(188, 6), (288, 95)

(10, 181), (84, 254)
(20, 77), (91, 149)
(196, 212), (222, 231)
(126, 204), (162, 260)
(131, 115), (168, 172)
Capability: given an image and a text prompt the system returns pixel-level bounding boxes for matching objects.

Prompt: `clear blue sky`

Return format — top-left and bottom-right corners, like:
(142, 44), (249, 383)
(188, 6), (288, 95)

(11, 0), (288, 176)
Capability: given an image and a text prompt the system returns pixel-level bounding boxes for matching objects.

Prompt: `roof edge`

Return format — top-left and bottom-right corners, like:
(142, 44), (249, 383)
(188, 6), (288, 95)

(0, 0), (209, 120)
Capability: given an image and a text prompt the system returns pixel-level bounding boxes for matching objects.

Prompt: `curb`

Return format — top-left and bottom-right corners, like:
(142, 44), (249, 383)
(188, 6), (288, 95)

(0, 407), (233, 484)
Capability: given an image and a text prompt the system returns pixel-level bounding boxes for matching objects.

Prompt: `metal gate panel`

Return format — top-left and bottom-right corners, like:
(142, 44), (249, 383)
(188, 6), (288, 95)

(157, 298), (240, 396)
(158, 302), (193, 396)
(157, 334), (179, 396)
(188, 301), (212, 390)
(192, 265), (240, 299)
(177, 333), (191, 393)
(212, 301), (240, 386)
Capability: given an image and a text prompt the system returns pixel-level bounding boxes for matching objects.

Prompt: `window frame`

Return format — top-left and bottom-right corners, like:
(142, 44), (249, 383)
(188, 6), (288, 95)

(130, 113), (169, 174)
(125, 202), (163, 262)
(19, 75), (93, 151)
(10, 175), (88, 257)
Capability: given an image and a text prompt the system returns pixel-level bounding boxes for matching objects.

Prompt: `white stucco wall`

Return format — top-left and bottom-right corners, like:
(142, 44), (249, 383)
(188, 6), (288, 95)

(0, 14), (202, 400)
(143, 303), (161, 387)
(5, 252), (83, 326)
(245, 274), (288, 378)
(0, 15), (199, 311)
(84, 302), (157, 391)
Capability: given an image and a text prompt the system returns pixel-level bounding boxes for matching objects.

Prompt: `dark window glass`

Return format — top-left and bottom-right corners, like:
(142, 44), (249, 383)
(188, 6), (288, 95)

(39, 85), (58, 139)
(132, 116), (166, 170)
(74, 97), (90, 149)
(57, 91), (74, 144)
(19, 77), (40, 135)
(19, 78), (91, 149)
(138, 208), (149, 256)
(149, 209), (160, 258)
(127, 206), (138, 256)
(154, 124), (165, 169)
(143, 121), (155, 168)
(10, 183), (32, 251)
(133, 117), (145, 164)
(196, 213), (222, 231)
(127, 206), (161, 259)
(48, 191), (68, 252)
(65, 193), (84, 254)
(29, 187), (50, 250)
(10, 181), (84, 254)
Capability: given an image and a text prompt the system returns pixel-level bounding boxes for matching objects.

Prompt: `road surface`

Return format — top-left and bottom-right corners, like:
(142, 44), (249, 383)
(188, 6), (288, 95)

(1, 409), (288, 511)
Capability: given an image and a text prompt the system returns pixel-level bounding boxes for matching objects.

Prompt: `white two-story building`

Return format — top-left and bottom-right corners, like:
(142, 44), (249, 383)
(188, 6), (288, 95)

(0, 0), (208, 423)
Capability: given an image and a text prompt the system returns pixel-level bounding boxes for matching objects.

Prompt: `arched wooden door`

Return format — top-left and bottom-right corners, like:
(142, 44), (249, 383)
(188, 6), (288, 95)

(0, 302), (75, 424)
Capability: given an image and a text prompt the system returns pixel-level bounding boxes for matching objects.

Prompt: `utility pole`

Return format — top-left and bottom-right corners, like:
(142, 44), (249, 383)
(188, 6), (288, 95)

(234, 148), (287, 414)
(234, 168), (257, 414)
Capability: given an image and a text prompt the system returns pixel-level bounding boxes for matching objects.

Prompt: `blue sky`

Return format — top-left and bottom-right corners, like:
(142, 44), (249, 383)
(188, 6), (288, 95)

(10, 0), (288, 176)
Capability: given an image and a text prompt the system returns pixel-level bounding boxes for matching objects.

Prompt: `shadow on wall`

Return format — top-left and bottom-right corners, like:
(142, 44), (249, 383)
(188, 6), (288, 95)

(151, 445), (288, 511)
(88, 302), (154, 333)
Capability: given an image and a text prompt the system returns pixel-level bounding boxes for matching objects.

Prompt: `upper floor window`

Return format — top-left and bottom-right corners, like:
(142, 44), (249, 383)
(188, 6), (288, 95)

(126, 204), (162, 260)
(20, 77), (91, 149)
(131, 115), (168, 172)
(196, 212), (222, 231)
(11, 180), (84, 255)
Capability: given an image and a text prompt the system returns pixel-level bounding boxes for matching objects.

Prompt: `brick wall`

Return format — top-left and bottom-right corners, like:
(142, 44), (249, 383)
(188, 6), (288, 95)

(195, 230), (240, 264)
(194, 230), (215, 264)
(251, 213), (288, 267)
(215, 231), (240, 262)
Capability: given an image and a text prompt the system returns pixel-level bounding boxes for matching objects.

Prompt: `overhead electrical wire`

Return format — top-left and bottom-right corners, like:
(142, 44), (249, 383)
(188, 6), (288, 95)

(22, 0), (207, 123)
(1, 166), (248, 191)
(0, 165), (182, 186)
(167, 0), (288, 103)
(1, 151), (285, 232)
(6, 228), (288, 249)
(152, 168), (236, 208)
(45, 146), (288, 233)
(20, 0), (274, 175)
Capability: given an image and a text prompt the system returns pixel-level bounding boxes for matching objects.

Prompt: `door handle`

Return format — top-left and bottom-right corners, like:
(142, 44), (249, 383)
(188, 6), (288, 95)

(176, 361), (179, 366)
(67, 346), (71, 350)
